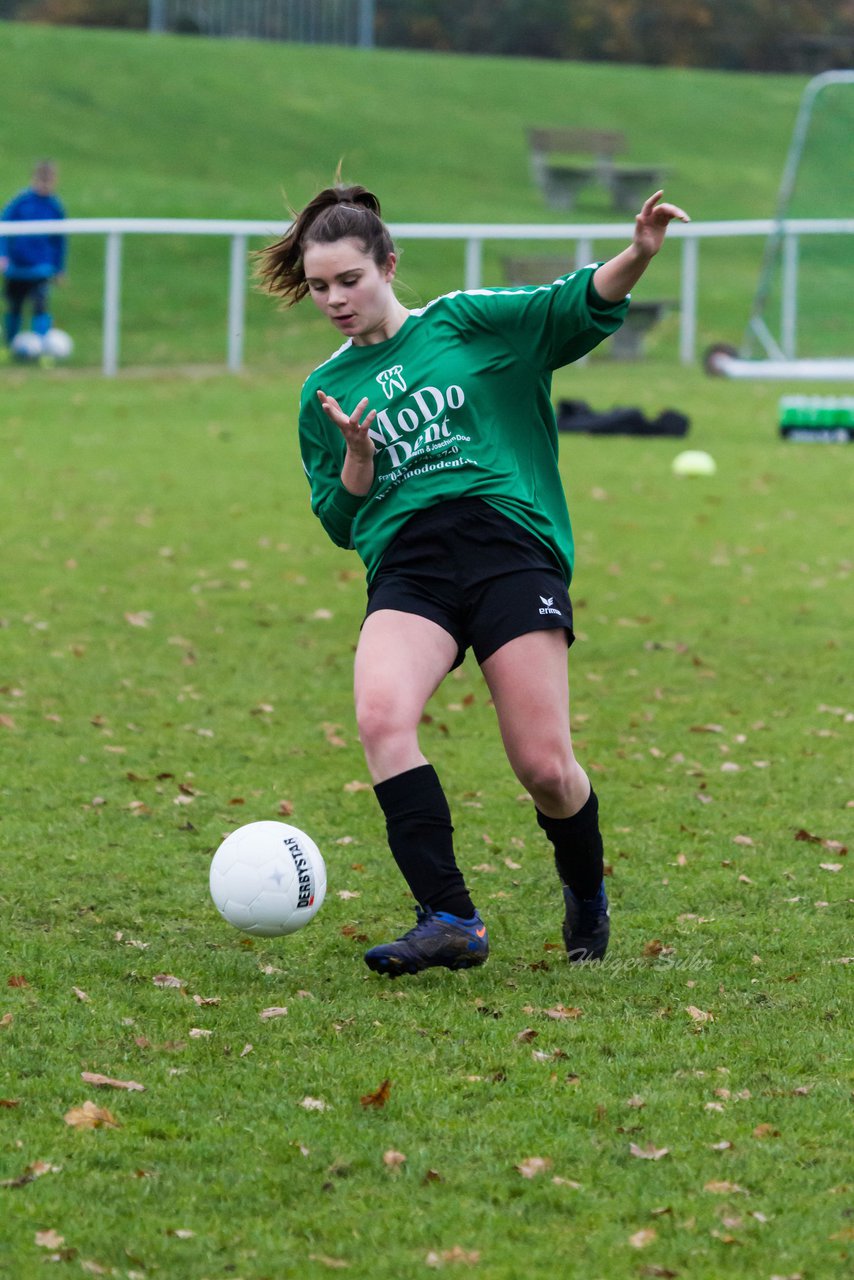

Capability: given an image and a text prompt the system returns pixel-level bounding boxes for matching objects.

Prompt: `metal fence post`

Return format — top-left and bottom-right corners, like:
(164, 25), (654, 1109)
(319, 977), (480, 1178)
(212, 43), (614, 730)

(574, 238), (593, 270)
(149, 0), (166, 32)
(464, 237), (482, 291)
(782, 231), (799, 359)
(228, 234), (247, 372)
(358, 0), (375, 48)
(103, 231), (123, 377)
(679, 236), (699, 366)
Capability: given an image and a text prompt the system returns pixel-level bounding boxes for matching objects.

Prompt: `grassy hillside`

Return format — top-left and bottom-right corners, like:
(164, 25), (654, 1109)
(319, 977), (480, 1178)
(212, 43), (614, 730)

(0, 22), (810, 368)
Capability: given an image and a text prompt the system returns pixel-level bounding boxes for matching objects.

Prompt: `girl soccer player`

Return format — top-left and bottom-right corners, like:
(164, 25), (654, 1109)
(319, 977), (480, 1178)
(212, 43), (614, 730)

(260, 183), (689, 977)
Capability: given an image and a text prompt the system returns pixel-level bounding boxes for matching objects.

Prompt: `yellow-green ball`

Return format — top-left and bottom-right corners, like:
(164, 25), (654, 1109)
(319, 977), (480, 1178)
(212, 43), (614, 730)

(671, 450), (717, 477)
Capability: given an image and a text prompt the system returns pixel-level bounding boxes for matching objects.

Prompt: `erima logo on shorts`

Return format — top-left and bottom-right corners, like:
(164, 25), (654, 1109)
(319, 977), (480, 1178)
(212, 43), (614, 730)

(376, 364), (406, 398)
(539, 595), (562, 617)
(283, 836), (315, 908)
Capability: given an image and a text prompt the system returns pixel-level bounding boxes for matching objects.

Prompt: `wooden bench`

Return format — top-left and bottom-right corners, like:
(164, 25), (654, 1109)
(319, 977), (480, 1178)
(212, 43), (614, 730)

(605, 165), (670, 213)
(525, 127), (668, 213)
(501, 255), (676, 358)
(526, 128), (623, 211)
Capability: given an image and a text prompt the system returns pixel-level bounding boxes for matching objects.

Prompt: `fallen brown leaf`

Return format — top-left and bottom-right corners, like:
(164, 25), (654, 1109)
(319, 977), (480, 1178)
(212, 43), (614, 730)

(629, 1227), (657, 1248)
(516, 1156), (552, 1178)
(383, 1149), (406, 1168)
(309, 1254), (350, 1269)
(152, 974), (185, 989)
(35, 1230), (65, 1249)
(704, 1180), (748, 1195)
(72, 987), (90, 1002)
(259, 1006), (288, 1021)
(630, 1142), (670, 1161)
(81, 1072), (144, 1092)
(822, 839), (847, 855)
(752, 1123), (780, 1139)
(7, 975), (28, 988)
(360, 1079), (392, 1109)
(64, 1100), (120, 1130)
(0, 1159), (61, 1188)
(321, 722), (348, 748)
(685, 1005), (714, 1023)
(545, 1004), (582, 1021)
(426, 1246), (481, 1267)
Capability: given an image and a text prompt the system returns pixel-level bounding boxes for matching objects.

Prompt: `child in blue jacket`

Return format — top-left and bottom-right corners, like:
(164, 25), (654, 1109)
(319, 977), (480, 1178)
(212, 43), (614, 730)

(0, 161), (67, 347)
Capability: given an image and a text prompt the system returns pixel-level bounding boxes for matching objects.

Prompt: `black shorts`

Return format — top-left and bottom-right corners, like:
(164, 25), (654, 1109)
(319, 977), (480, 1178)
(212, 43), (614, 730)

(365, 498), (574, 669)
(4, 277), (51, 312)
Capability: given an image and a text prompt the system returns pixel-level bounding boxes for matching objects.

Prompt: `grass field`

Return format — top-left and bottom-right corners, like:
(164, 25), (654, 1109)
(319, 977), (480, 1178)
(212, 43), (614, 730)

(0, 20), (826, 370)
(1, 20), (852, 1280)
(1, 357), (851, 1279)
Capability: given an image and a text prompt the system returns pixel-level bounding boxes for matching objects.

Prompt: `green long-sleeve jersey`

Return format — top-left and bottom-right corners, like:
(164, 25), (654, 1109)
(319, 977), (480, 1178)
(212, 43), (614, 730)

(297, 265), (628, 585)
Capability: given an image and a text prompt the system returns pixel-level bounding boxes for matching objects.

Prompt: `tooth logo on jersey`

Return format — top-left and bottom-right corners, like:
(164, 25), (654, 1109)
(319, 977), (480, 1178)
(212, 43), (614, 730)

(376, 365), (406, 399)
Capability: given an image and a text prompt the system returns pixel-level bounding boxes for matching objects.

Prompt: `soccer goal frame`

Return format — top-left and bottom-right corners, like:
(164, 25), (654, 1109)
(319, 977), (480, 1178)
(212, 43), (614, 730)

(708, 70), (854, 380)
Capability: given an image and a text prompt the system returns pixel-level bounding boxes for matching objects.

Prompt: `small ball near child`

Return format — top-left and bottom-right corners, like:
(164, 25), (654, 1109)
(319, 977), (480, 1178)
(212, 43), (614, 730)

(671, 449), (717, 477)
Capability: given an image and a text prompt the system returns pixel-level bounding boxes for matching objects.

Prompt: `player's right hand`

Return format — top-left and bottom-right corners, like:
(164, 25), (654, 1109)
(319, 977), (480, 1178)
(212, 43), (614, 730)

(317, 391), (377, 462)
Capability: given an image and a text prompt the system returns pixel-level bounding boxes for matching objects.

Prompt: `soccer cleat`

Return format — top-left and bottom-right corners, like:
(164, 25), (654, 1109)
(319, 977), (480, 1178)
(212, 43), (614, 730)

(562, 883), (610, 962)
(364, 907), (489, 978)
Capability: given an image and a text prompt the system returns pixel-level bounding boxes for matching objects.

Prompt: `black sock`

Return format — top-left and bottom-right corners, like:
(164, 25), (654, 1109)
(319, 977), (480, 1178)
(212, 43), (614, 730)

(373, 764), (476, 918)
(536, 788), (604, 901)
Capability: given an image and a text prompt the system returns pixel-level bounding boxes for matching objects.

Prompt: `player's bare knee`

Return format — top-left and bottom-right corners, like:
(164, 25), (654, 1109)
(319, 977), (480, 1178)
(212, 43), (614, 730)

(355, 693), (415, 755)
(516, 751), (575, 810)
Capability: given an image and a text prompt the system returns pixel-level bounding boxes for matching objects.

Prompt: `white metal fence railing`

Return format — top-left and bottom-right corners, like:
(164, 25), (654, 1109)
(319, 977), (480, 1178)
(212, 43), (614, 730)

(2, 216), (853, 375)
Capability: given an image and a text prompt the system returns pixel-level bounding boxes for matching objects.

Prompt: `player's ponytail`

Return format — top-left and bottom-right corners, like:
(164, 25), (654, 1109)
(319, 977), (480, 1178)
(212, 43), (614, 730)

(258, 181), (395, 305)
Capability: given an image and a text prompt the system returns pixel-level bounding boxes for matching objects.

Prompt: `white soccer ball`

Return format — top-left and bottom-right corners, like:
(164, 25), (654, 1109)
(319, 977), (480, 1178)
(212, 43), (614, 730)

(671, 449), (717, 477)
(209, 821), (327, 937)
(11, 331), (43, 361)
(42, 328), (74, 359)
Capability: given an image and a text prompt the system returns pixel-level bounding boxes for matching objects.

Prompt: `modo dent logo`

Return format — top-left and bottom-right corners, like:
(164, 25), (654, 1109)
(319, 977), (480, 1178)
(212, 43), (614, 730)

(376, 364), (407, 399)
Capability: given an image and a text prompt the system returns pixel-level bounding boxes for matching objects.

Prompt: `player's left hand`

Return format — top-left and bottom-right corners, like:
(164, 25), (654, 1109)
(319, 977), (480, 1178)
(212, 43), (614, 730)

(634, 191), (691, 257)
